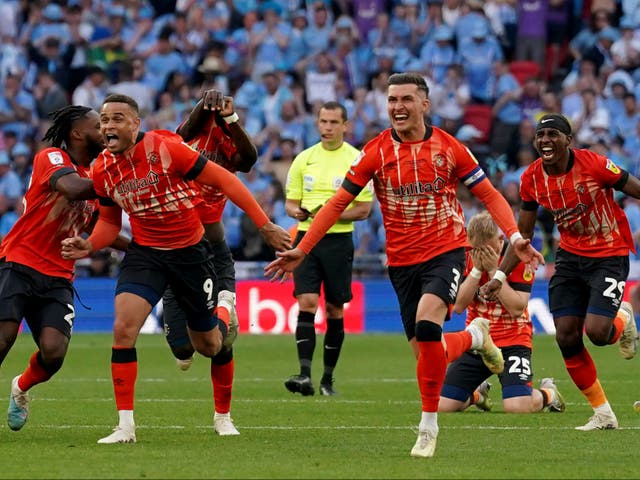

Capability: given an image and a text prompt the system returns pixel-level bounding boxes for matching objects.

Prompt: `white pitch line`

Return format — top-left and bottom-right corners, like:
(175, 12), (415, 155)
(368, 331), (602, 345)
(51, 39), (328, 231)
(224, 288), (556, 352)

(28, 377), (419, 383)
(21, 424), (640, 431)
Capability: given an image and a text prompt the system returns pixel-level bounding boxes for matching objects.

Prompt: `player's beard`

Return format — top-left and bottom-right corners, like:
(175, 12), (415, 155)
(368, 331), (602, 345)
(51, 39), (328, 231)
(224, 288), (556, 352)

(88, 137), (105, 159)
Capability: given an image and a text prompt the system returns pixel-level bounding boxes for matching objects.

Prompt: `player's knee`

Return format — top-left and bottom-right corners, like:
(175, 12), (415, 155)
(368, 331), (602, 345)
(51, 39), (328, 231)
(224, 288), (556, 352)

(554, 329), (582, 350)
(193, 333), (222, 358)
(584, 324), (610, 346)
(38, 349), (66, 375)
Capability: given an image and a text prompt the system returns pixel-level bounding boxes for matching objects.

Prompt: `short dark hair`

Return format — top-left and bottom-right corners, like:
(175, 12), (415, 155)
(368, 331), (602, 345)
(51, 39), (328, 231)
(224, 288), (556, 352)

(320, 101), (348, 122)
(103, 93), (140, 114)
(387, 72), (429, 97)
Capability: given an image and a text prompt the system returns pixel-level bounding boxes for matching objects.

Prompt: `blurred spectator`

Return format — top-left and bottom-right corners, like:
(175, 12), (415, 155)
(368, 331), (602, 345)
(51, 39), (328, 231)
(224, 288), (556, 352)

(535, 89), (562, 122)
(0, 1), (19, 39)
(33, 70), (69, 125)
(583, 26), (618, 75)
(418, 25), (456, 84)
(520, 76), (544, 122)
(568, 9), (613, 63)
(250, 2), (291, 80)
(0, 73), (36, 141)
(490, 60), (522, 157)
(72, 65), (109, 111)
(300, 51), (341, 104)
(545, 0), (571, 78)
(202, 0), (232, 42)
(365, 70), (391, 128)
(351, 0), (386, 44)
(260, 134), (296, 192)
(87, 6), (131, 73)
(368, 12), (399, 52)
(515, 0), (547, 71)
(303, 1), (334, 57)
(107, 61), (155, 116)
(26, 36), (76, 93)
(454, 0), (492, 47)
(144, 28), (190, 92)
(124, 6), (157, 57)
(561, 68), (600, 119)
(0, 150), (23, 214)
(332, 31), (370, 93)
(421, 0), (447, 46)
(604, 79), (630, 121)
(611, 16), (640, 71)
(285, 9), (310, 72)
(346, 86), (377, 147)
(430, 64), (470, 133)
(172, 8), (209, 71)
(258, 71), (294, 128)
(26, 3), (71, 46)
(10, 142), (32, 191)
(458, 23), (503, 104)
(623, 119), (640, 174)
(571, 87), (610, 147)
(0, 194), (22, 242)
(561, 57), (600, 99)
(226, 9), (259, 77)
(442, 0), (462, 28)
(611, 92), (640, 141)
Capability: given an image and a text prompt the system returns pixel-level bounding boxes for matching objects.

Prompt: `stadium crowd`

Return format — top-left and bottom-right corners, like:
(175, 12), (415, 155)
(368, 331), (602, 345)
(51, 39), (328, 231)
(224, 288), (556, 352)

(0, 0), (639, 275)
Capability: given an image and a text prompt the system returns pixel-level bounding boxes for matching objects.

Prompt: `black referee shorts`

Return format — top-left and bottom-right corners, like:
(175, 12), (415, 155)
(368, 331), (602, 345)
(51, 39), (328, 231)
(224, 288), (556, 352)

(293, 231), (354, 305)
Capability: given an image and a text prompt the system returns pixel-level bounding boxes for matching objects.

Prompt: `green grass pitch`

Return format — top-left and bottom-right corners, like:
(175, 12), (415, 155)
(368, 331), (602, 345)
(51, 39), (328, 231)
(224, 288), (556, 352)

(1, 332), (639, 479)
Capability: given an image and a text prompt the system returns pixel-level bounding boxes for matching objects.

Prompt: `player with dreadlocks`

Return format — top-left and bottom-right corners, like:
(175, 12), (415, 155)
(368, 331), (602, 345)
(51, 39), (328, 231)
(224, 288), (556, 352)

(0, 105), (106, 432)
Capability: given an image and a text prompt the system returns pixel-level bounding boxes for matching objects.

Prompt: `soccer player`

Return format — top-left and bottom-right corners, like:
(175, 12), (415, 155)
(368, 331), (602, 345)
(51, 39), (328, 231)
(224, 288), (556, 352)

(61, 94), (291, 444)
(163, 89), (258, 436)
(265, 72), (543, 458)
(283, 101), (373, 397)
(482, 113), (640, 431)
(0, 106), (106, 431)
(439, 211), (566, 414)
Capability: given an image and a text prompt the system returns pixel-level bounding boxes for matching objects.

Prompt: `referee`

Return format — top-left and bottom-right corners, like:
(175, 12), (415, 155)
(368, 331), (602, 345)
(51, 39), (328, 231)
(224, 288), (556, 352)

(284, 101), (373, 396)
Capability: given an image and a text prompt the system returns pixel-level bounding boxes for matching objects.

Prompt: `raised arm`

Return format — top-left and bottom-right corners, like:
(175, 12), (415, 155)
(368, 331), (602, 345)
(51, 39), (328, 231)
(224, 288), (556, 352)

(194, 161), (291, 252)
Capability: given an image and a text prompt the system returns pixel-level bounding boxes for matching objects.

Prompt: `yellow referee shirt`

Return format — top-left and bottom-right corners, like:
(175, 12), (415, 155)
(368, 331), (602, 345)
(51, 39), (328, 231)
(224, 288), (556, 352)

(286, 141), (373, 234)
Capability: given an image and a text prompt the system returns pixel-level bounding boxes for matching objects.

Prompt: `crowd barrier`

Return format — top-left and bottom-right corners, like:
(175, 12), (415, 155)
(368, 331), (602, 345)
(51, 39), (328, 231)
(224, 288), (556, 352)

(65, 277), (634, 335)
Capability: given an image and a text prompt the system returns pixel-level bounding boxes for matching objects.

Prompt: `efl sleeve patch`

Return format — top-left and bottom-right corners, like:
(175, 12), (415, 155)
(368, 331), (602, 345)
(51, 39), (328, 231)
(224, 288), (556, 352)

(47, 151), (65, 166)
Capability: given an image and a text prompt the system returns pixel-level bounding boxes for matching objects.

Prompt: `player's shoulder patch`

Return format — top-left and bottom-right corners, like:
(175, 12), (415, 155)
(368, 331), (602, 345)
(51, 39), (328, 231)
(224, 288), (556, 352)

(47, 150), (65, 166)
(605, 158), (621, 175)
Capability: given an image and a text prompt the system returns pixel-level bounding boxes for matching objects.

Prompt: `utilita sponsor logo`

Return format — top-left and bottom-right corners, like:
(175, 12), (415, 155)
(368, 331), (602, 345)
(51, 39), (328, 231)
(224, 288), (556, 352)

(392, 177), (445, 196)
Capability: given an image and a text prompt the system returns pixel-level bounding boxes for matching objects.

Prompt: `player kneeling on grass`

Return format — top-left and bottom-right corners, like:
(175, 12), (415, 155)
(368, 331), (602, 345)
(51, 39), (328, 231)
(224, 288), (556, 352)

(438, 212), (565, 413)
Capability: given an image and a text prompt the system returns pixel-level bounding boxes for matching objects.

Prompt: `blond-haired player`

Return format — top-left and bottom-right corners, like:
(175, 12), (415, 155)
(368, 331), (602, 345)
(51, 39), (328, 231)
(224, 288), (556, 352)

(439, 211), (565, 413)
